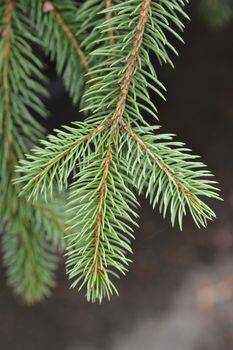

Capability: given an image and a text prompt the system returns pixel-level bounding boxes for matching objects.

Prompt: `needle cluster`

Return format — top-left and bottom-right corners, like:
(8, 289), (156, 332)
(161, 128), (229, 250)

(0, 0), (221, 303)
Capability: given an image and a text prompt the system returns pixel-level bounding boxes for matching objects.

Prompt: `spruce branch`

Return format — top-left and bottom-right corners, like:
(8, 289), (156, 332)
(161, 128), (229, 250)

(105, 0), (114, 45)
(0, 0), (69, 303)
(17, 0), (221, 302)
(1, 186), (69, 304)
(17, 122), (106, 199)
(28, 0), (95, 104)
(0, 0), (47, 166)
(1, 0), (16, 176)
(122, 125), (220, 229)
(43, 1), (90, 75)
(2, 199), (59, 305)
(66, 149), (139, 302)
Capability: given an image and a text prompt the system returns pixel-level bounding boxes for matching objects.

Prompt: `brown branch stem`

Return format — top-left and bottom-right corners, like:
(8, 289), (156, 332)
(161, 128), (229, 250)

(105, 0), (114, 46)
(123, 123), (194, 201)
(43, 1), (91, 75)
(90, 1), (150, 275)
(93, 149), (111, 273)
(34, 124), (105, 184)
(111, 0), (150, 127)
(1, 0), (15, 173)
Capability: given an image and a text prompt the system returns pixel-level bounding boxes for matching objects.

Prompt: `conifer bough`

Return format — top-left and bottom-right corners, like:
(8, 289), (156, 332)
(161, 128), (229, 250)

(0, 0), (221, 303)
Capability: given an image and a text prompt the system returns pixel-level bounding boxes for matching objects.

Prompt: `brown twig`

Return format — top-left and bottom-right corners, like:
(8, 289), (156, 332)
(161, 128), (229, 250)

(91, 0), (151, 275)
(93, 149), (112, 273)
(123, 123), (194, 201)
(34, 123), (105, 184)
(43, 1), (91, 76)
(104, 0), (195, 202)
(1, 0), (15, 173)
(105, 0), (114, 46)
(111, 0), (150, 127)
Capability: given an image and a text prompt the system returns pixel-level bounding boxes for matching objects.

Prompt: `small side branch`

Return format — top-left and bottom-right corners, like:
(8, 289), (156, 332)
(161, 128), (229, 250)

(111, 0), (150, 126)
(30, 199), (70, 236)
(1, 0), (15, 172)
(123, 123), (194, 201)
(93, 149), (112, 274)
(33, 124), (105, 185)
(43, 1), (91, 75)
(105, 0), (114, 45)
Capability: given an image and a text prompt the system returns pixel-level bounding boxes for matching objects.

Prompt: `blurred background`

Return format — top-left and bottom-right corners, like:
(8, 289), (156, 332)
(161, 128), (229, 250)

(1, 1), (233, 349)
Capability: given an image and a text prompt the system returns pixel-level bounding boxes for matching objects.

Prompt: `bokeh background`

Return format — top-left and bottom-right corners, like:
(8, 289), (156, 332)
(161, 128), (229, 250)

(1, 1), (233, 349)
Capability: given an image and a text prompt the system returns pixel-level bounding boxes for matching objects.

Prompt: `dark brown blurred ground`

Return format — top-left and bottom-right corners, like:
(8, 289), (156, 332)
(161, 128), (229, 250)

(0, 3), (233, 350)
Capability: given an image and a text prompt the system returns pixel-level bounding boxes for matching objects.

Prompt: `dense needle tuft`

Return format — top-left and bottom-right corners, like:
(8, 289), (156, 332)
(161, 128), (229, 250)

(1, 0), (221, 302)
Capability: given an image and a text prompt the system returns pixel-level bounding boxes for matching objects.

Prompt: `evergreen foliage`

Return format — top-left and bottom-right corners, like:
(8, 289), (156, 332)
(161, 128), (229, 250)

(28, 0), (90, 104)
(0, 0), (221, 303)
(0, 0), (68, 303)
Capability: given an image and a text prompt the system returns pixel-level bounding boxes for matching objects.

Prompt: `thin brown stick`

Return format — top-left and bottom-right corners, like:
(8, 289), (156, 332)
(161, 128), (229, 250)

(34, 123), (105, 184)
(111, 0), (150, 127)
(91, 0), (151, 275)
(123, 123), (194, 201)
(93, 149), (111, 273)
(105, 0), (114, 45)
(1, 0), (15, 171)
(43, 1), (91, 75)
(103, 0), (194, 202)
